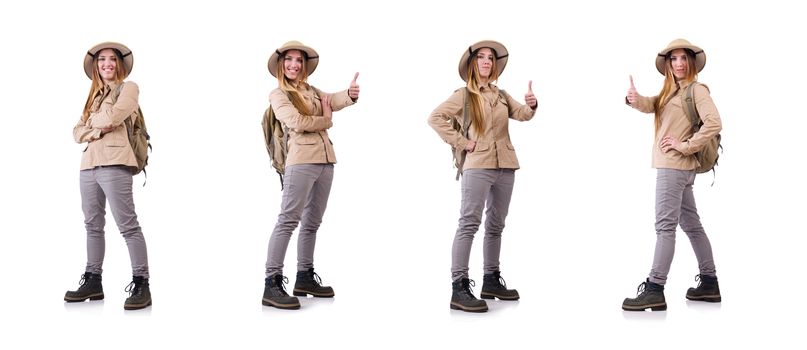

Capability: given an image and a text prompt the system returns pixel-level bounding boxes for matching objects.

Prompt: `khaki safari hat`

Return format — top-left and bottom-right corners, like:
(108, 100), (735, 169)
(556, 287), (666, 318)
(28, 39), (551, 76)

(655, 39), (706, 75)
(458, 40), (508, 82)
(84, 42), (134, 80)
(268, 41), (319, 78)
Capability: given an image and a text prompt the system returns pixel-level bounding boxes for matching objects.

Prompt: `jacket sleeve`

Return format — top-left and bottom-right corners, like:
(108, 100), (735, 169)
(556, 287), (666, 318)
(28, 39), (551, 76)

(270, 88), (333, 132)
(428, 89), (469, 150)
(73, 118), (102, 143)
(680, 84), (722, 156)
(627, 94), (657, 114)
(89, 82), (139, 129)
(503, 90), (536, 121)
(314, 87), (355, 112)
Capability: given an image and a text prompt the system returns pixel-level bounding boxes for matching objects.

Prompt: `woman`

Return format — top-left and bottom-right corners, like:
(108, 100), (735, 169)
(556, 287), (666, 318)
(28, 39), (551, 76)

(428, 40), (537, 313)
(66, 42), (152, 310)
(622, 39), (722, 311)
(262, 41), (359, 310)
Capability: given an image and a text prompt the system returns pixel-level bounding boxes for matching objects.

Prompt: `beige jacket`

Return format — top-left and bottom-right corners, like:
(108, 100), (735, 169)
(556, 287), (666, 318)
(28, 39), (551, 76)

(73, 81), (139, 170)
(429, 84), (536, 170)
(269, 85), (355, 167)
(629, 81), (722, 170)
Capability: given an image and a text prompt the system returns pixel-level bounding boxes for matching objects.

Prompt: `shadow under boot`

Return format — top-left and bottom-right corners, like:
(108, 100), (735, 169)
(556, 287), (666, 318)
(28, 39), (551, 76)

(124, 276), (152, 310)
(262, 275), (301, 309)
(622, 278), (667, 311)
(481, 271), (520, 301)
(686, 274), (721, 302)
(64, 272), (104, 302)
(450, 278), (488, 313)
(293, 268), (334, 298)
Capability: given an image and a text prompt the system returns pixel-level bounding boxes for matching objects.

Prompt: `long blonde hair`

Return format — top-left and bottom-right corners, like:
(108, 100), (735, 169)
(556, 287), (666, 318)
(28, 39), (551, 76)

(276, 51), (311, 115)
(653, 49), (698, 130)
(465, 49), (501, 137)
(81, 49), (127, 121)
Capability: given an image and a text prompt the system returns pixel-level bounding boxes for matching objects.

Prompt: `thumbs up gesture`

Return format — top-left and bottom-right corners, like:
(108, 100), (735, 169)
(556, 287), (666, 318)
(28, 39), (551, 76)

(348, 72), (360, 100)
(627, 75), (638, 104)
(524, 80), (537, 109)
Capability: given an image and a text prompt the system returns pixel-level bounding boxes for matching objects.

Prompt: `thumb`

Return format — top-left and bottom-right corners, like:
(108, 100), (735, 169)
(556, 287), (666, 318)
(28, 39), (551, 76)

(528, 80), (533, 92)
(629, 75), (635, 89)
(351, 72), (359, 85)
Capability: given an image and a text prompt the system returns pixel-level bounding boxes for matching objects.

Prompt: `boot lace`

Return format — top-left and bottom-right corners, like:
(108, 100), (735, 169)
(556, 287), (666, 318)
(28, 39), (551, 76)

(311, 271), (324, 286)
(275, 275), (291, 296)
(694, 274), (702, 288)
(465, 279), (477, 294)
(635, 281), (648, 297)
(77, 274), (88, 286)
(125, 280), (143, 296)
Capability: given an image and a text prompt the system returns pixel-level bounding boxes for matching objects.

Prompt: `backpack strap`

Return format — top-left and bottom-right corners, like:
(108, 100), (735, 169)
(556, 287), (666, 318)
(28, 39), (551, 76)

(455, 88), (472, 180)
(498, 89), (514, 118)
(681, 82), (701, 134)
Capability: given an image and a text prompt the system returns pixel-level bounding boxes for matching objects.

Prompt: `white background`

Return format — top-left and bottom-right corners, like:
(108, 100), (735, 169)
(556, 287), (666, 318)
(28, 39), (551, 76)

(1, 0), (804, 348)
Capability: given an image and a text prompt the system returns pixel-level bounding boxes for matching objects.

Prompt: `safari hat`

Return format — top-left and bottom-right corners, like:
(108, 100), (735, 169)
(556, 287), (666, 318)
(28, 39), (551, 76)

(84, 42), (134, 80)
(655, 39), (706, 74)
(458, 40), (508, 82)
(268, 40), (319, 78)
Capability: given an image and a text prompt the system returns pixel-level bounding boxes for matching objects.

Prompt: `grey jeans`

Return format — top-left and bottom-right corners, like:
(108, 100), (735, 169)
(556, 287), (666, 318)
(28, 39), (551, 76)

(80, 166), (149, 278)
(451, 168), (515, 281)
(649, 168), (716, 285)
(265, 164), (334, 278)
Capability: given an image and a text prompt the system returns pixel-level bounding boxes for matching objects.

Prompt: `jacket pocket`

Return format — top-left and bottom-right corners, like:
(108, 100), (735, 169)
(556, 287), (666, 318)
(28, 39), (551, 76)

(294, 133), (320, 146)
(474, 141), (491, 152)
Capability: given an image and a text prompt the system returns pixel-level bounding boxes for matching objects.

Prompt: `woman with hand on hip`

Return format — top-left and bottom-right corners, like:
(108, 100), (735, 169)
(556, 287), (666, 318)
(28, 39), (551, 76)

(262, 41), (359, 310)
(429, 40), (537, 313)
(622, 39), (722, 311)
(65, 42), (152, 310)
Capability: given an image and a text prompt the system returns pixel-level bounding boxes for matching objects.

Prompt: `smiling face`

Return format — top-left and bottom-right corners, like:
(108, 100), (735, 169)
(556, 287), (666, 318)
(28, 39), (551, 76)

(96, 48), (119, 83)
(475, 47), (494, 80)
(668, 49), (689, 80)
(283, 49), (305, 82)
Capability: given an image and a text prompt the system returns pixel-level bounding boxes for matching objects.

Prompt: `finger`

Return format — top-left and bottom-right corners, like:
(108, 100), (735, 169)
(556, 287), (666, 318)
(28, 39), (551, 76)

(629, 75), (635, 89)
(351, 72), (359, 85)
(528, 80), (533, 92)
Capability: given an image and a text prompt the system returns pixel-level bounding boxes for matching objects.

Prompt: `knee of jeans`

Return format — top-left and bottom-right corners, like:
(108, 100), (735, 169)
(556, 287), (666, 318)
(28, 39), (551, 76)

(120, 227), (143, 239)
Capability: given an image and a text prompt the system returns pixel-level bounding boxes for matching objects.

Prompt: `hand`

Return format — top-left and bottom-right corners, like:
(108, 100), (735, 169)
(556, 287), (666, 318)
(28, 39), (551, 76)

(321, 93), (332, 118)
(100, 127), (114, 134)
(348, 72), (360, 100)
(465, 140), (476, 152)
(524, 80), (537, 109)
(659, 135), (683, 153)
(627, 75), (638, 104)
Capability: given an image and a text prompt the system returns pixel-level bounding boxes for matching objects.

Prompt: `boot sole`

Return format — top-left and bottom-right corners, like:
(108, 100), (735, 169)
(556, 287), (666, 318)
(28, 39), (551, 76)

(124, 299), (152, 310)
(480, 292), (520, 301)
(292, 289), (334, 298)
(622, 302), (667, 311)
(686, 295), (721, 302)
(262, 298), (301, 310)
(64, 293), (105, 302)
(450, 302), (488, 313)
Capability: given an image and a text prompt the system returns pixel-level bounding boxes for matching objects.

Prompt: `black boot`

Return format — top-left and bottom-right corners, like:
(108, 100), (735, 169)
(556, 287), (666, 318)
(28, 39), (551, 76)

(450, 278), (488, 313)
(124, 276), (152, 310)
(622, 278), (667, 311)
(686, 274), (721, 302)
(64, 272), (104, 302)
(293, 268), (335, 298)
(262, 275), (301, 310)
(481, 271), (520, 301)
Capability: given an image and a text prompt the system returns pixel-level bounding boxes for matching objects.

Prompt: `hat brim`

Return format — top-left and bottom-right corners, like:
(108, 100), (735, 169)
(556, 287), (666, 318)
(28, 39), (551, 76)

(268, 44), (319, 78)
(84, 42), (134, 80)
(655, 44), (706, 75)
(458, 40), (508, 82)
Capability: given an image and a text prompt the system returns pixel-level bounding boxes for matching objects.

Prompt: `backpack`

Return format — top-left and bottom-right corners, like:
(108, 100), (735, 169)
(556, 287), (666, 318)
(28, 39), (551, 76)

(451, 88), (512, 180)
(111, 84), (152, 183)
(681, 82), (722, 176)
(261, 104), (289, 190)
